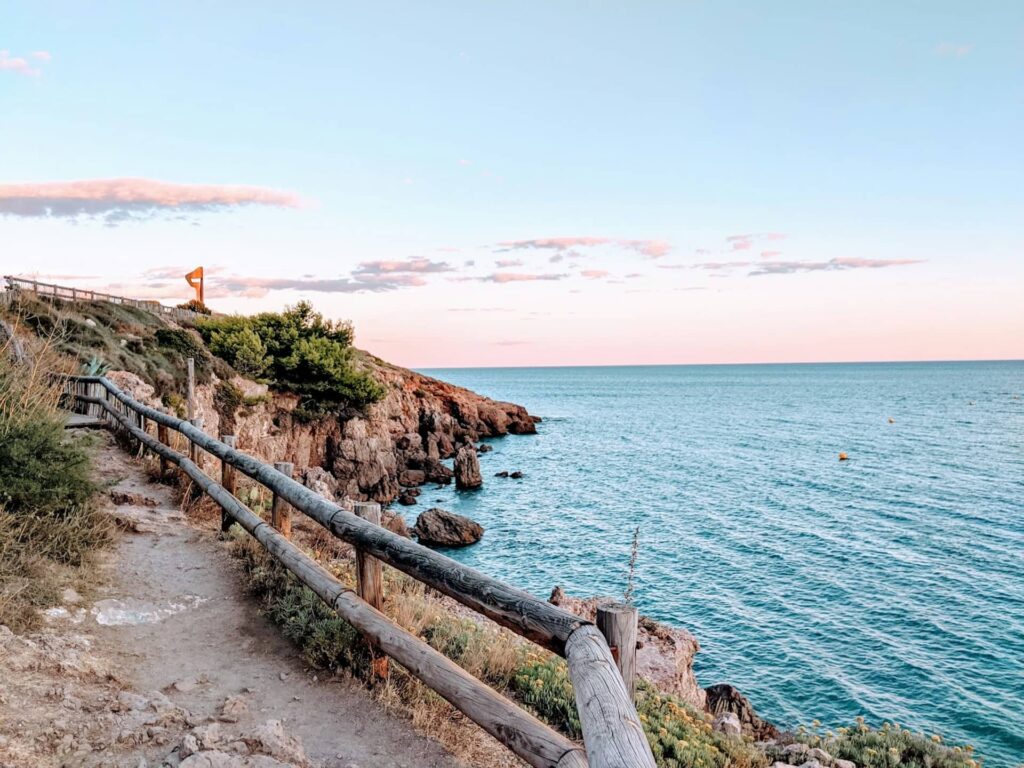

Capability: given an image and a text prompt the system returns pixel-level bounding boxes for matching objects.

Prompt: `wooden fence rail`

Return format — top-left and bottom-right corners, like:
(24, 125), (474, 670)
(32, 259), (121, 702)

(4, 275), (209, 323)
(63, 375), (656, 768)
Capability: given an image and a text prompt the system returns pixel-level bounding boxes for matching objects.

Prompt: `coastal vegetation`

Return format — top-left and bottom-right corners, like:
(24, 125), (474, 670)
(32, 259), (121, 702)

(195, 301), (385, 414)
(0, 328), (109, 632)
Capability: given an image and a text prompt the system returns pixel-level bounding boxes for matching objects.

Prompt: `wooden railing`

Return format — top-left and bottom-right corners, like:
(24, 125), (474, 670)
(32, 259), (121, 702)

(63, 375), (657, 768)
(4, 276), (208, 323)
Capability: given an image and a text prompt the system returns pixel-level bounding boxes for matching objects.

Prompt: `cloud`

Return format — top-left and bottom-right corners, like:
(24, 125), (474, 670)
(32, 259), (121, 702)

(936, 42), (972, 58)
(497, 236), (671, 259)
(478, 272), (569, 284)
(31, 51), (51, 61)
(674, 261), (752, 271)
(1, 50), (44, 77)
(0, 178), (302, 224)
(726, 233), (786, 251)
(760, 250), (782, 258)
(495, 258), (524, 268)
(749, 257), (924, 276)
(354, 258), (453, 275)
(580, 269), (610, 279)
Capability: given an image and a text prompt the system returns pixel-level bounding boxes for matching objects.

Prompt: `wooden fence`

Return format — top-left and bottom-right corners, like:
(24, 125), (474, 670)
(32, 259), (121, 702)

(63, 375), (657, 768)
(4, 276), (207, 323)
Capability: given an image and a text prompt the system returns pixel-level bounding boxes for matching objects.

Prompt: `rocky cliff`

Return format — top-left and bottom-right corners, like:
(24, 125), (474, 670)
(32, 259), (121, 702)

(109, 350), (537, 506)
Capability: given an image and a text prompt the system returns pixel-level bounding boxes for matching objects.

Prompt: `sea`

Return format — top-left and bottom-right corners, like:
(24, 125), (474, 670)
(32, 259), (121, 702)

(411, 361), (1023, 767)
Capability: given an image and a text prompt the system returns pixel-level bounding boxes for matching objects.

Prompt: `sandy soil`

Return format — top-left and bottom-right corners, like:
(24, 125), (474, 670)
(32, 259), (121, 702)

(0, 432), (460, 768)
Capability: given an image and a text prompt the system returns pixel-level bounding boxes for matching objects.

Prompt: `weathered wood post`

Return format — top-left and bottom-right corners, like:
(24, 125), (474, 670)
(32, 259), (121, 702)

(596, 602), (639, 701)
(157, 413), (170, 479)
(220, 435), (237, 532)
(271, 462), (294, 538)
(354, 501), (388, 679)
(186, 357), (196, 420)
(188, 417), (203, 466)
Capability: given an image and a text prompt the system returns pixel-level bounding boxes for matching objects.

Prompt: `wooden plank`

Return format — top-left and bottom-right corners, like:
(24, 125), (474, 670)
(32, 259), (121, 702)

(564, 625), (656, 768)
(186, 357), (196, 420)
(75, 376), (585, 655)
(79, 393), (586, 768)
(596, 603), (638, 701)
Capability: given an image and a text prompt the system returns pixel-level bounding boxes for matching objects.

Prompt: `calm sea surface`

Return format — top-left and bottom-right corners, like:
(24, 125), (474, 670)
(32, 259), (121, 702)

(413, 362), (1023, 766)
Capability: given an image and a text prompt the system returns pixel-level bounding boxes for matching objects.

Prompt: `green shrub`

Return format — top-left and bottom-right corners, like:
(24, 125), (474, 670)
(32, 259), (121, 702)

(176, 299), (212, 315)
(0, 356), (108, 631)
(638, 682), (766, 768)
(794, 718), (979, 768)
(209, 325), (266, 376)
(198, 301), (384, 412)
(512, 654), (582, 738)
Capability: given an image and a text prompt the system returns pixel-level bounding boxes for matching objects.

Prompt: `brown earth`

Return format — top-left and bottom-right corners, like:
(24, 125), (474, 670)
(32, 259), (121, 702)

(0, 432), (460, 768)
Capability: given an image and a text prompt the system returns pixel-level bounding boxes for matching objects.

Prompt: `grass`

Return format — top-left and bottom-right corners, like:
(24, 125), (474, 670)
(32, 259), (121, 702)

(0, 321), (110, 632)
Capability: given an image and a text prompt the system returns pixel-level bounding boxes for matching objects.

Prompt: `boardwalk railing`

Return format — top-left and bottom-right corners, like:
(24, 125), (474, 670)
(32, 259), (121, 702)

(4, 276), (207, 323)
(63, 375), (657, 768)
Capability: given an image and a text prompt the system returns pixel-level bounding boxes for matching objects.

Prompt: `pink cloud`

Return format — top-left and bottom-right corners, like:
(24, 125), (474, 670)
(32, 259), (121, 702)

(0, 178), (302, 224)
(750, 257), (924, 276)
(355, 258), (453, 275)
(0, 50), (40, 77)
(580, 269), (610, 279)
(481, 272), (569, 283)
(495, 258), (524, 268)
(497, 236), (671, 259)
(761, 250), (782, 258)
(936, 42), (973, 58)
(31, 51), (51, 61)
(727, 233), (786, 251)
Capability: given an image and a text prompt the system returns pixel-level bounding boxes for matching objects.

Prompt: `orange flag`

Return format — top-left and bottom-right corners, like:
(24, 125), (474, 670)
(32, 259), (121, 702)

(185, 267), (204, 302)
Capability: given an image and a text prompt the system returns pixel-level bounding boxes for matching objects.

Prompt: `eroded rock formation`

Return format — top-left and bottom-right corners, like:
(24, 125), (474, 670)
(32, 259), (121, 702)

(412, 508), (484, 547)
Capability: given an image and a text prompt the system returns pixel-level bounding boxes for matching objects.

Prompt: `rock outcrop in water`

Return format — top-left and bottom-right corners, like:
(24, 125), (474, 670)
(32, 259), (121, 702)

(548, 587), (706, 709)
(705, 683), (779, 740)
(413, 508), (484, 546)
(106, 352), (536, 506)
(454, 444), (483, 489)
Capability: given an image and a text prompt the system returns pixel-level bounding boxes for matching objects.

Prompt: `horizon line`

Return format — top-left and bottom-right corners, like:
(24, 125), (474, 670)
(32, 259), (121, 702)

(413, 357), (1024, 371)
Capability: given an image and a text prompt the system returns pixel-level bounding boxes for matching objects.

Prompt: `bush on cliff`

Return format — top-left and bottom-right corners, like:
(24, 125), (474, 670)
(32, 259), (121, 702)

(197, 302), (384, 412)
(795, 719), (979, 768)
(0, 341), (108, 631)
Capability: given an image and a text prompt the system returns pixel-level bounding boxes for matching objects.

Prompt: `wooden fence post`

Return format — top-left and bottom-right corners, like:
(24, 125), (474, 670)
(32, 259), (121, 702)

(186, 357), (196, 420)
(157, 414), (170, 479)
(596, 602), (639, 701)
(220, 435), (237, 532)
(271, 462), (294, 538)
(188, 417), (203, 466)
(354, 501), (388, 679)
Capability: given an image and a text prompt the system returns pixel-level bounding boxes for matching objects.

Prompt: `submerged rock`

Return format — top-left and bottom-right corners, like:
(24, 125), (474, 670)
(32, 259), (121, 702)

(397, 493), (417, 506)
(413, 508), (483, 547)
(454, 444), (482, 490)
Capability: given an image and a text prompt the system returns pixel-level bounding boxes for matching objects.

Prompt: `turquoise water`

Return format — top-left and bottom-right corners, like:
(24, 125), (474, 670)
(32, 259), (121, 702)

(413, 362), (1023, 766)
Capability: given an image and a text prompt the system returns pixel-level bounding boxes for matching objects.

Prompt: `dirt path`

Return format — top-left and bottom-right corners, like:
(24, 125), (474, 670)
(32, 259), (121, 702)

(0, 432), (460, 768)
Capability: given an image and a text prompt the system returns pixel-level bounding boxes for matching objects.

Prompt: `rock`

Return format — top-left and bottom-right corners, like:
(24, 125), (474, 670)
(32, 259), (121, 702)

(245, 719), (308, 764)
(381, 511), (411, 538)
(808, 748), (833, 764)
(712, 712), (742, 737)
(494, 471), (509, 478)
(218, 695), (249, 723)
(477, 443), (493, 453)
(180, 733), (200, 758)
(397, 493), (417, 506)
(423, 460), (453, 485)
(61, 587), (84, 605)
(799, 761), (823, 768)
(109, 490), (159, 507)
(548, 588), (705, 708)
(413, 508), (483, 547)
(302, 466), (339, 502)
(782, 744), (812, 760)
(705, 683), (779, 740)
(509, 471), (523, 479)
(772, 763), (800, 768)
(115, 691), (148, 711)
(172, 678), (200, 693)
(454, 445), (483, 489)
(84, 318), (97, 328)
(398, 469), (426, 486)
(834, 760), (856, 768)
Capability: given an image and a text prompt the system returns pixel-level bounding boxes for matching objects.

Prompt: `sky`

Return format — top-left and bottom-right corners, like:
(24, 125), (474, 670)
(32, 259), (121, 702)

(2, 2), (1022, 368)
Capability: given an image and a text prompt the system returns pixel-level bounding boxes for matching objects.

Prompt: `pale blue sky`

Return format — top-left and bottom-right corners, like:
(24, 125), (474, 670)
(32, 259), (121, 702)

(2, 2), (1022, 366)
